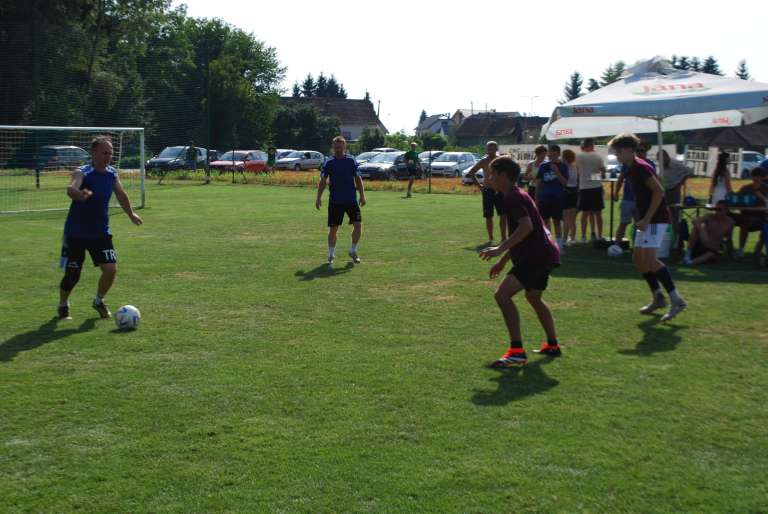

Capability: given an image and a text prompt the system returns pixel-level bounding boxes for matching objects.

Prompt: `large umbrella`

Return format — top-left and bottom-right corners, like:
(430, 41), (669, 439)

(542, 57), (768, 174)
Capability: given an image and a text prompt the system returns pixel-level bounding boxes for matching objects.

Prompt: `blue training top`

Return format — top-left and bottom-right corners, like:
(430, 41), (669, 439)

(321, 155), (360, 205)
(537, 161), (569, 202)
(64, 165), (118, 239)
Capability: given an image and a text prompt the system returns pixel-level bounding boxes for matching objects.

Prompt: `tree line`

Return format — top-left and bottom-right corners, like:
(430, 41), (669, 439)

(562, 56), (753, 102)
(0, 1), (351, 154)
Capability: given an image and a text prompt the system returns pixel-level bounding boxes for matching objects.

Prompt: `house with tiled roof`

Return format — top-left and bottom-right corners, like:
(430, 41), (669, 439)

(454, 112), (548, 146)
(280, 97), (388, 141)
(415, 114), (453, 136)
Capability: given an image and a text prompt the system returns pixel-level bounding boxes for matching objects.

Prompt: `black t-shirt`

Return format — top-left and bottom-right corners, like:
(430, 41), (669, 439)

(626, 158), (670, 223)
(504, 186), (560, 267)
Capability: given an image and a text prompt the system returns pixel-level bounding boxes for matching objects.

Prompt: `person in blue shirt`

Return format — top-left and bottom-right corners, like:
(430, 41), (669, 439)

(315, 136), (367, 264)
(58, 136), (143, 320)
(535, 145), (569, 249)
(613, 140), (656, 242)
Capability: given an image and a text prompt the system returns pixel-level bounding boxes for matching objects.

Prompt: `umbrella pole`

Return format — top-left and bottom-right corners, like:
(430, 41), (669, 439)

(656, 118), (664, 177)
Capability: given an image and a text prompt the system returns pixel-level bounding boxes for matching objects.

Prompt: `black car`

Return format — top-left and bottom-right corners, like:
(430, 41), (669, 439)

(357, 151), (420, 180)
(146, 146), (212, 172)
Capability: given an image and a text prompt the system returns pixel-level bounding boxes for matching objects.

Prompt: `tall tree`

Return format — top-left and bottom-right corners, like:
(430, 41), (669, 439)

(600, 61), (625, 86)
(676, 56), (690, 70)
(419, 109), (427, 125)
(690, 56), (702, 72)
(735, 60), (751, 80)
(337, 84), (347, 99)
(587, 78), (601, 92)
(292, 82), (301, 97)
(325, 75), (340, 97)
(702, 56), (723, 75)
(563, 71), (583, 101)
(301, 73), (316, 97)
(315, 72), (328, 97)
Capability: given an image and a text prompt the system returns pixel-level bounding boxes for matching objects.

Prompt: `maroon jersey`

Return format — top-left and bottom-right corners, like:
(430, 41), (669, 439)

(627, 158), (670, 223)
(504, 186), (560, 267)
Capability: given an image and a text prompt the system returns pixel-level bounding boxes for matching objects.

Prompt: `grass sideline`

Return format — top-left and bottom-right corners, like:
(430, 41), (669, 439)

(1, 183), (767, 513)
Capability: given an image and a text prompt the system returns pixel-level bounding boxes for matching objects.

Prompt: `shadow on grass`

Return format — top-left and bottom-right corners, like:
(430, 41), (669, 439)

(471, 357), (559, 406)
(617, 317), (687, 357)
(555, 245), (768, 285)
(295, 262), (354, 281)
(0, 316), (97, 363)
(463, 242), (492, 253)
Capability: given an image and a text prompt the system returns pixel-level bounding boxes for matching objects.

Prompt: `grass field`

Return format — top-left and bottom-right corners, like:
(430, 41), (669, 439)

(2, 183), (767, 513)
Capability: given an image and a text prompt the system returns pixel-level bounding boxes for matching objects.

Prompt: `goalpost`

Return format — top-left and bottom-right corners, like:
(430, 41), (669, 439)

(0, 126), (145, 214)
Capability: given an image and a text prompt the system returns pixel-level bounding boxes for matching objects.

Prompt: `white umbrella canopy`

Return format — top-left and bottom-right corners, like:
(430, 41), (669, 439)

(543, 57), (768, 141)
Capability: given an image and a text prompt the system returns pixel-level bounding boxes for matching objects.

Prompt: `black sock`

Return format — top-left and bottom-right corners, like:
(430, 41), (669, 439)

(642, 272), (662, 297)
(547, 338), (559, 346)
(510, 340), (523, 349)
(655, 266), (676, 295)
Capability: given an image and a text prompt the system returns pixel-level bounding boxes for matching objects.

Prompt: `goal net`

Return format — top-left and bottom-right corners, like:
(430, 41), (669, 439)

(0, 126), (145, 214)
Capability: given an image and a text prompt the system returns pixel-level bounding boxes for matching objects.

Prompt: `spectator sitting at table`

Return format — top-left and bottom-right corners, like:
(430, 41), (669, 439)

(709, 151), (732, 204)
(733, 167), (768, 258)
(683, 200), (734, 266)
(659, 150), (694, 246)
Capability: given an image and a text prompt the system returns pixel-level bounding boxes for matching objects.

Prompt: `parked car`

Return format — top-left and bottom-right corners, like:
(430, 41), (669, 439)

(606, 154), (621, 178)
(741, 151), (766, 178)
(428, 152), (476, 177)
(35, 145), (90, 169)
(461, 168), (484, 185)
(276, 150), (325, 170)
(371, 147), (399, 153)
(276, 149), (294, 159)
(146, 146), (211, 172)
(418, 150), (444, 170)
(210, 150), (268, 173)
(358, 151), (413, 180)
(354, 151), (381, 165)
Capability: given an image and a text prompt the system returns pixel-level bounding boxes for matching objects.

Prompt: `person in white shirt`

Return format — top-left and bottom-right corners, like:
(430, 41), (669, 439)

(575, 139), (607, 242)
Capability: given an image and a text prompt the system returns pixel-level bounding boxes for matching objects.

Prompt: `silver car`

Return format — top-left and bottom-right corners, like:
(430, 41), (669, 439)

(276, 150), (325, 171)
(428, 152), (476, 177)
(355, 151), (381, 165)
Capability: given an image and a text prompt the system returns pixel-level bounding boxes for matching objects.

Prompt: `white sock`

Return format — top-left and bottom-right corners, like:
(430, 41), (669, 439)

(669, 290), (682, 303)
(350, 243), (358, 254)
(328, 246), (336, 256)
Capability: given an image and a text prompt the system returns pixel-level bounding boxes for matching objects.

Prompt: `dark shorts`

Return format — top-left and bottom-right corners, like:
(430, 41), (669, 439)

(579, 186), (605, 212)
(563, 187), (578, 210)
(690, 240), (719, 260)
(60, 235), (117, 269)
(482, 188), (506, 218)
(328, 203), (362, 227)
(407, 165), (420, 178)
(538, 197), (564, 221)
(508, 262), (555, 292)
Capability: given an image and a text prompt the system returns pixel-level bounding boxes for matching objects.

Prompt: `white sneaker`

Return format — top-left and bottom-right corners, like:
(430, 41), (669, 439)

(328, 253), (335, 263)
(640, 295), (668, 314)
(661, 299), (687, 322)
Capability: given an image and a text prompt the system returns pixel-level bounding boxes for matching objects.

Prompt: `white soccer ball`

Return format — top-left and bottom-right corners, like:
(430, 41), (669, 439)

(115, 305), (141, 330)
(607, 244), (624, 258)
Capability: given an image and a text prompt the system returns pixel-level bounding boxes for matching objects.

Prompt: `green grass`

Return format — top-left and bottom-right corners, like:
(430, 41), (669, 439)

(1, 184), (767, 513)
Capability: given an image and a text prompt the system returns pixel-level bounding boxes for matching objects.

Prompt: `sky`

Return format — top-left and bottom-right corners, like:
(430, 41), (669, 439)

(176, 0), (767, 135)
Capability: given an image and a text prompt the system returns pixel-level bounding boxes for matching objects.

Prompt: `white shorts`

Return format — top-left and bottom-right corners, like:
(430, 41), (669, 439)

(634, 224), (668, 249)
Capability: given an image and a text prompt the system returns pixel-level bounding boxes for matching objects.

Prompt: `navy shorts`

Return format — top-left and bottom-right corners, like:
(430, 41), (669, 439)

(328, 203), (362, 227)
(60, 235), (117, 269)
(538, 198), (564, 221)
(482, 188), (506, 218)
(563, 187), (578, 210)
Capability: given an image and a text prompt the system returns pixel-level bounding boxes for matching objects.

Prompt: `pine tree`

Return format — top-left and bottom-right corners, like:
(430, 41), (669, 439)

(614, 61), (626, 78)
(735, 60), (751, 80)
(676, 56), (690, 70)
(670, 55), (679, 68)
(315, 72), (328, 97)
(702, 56), (723, 75)
(564, 71), (583, 101)
(338, 84), (347, 99)
(326, 75), (340, 97)
(292, 82), (301, 98)
(600, 62), (625, 87)
(301, 74), (316, 97)
(419, 109), (427, 124)
(587, 78), (601, 92)
(364, 90), (371, 103)
(690, 57), (701, 71)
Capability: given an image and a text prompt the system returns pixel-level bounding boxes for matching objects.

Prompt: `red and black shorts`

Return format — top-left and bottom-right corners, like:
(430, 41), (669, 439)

(328, 203), (362, 227)
(60, 235), (117, 270)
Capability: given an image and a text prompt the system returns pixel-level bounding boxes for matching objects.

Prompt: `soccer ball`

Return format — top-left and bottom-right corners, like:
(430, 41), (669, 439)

(115, 305), (141, 330)
(607, 244), (624, 258)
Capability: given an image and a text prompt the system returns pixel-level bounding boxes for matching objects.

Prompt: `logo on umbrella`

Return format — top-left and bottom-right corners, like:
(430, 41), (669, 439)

(634, 83), (711, 96)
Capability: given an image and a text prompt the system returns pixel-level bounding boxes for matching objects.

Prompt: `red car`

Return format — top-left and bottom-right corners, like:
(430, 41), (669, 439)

(210, 150), (268, 174)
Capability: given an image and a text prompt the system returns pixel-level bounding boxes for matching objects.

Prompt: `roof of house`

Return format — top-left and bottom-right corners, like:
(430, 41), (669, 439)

(709, 125), (768, 150)
(454, 112), (522, 138)
(280, 97), (387, 132)
(416, 114), (446, 131)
